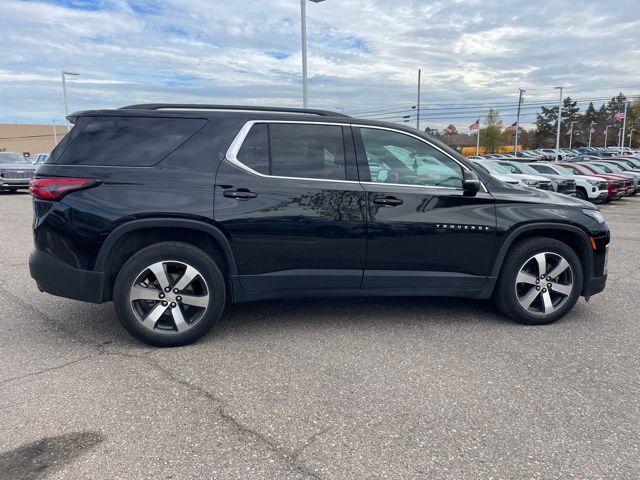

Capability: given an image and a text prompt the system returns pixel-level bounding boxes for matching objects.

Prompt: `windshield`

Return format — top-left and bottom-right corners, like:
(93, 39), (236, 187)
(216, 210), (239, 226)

(483, 161), (512, 175)
(599, 163), (624, 172)
(513, 163), (541, 175)
(556, 166), (575, 175)
(586, 164), (609, 174)
(0, 153), (28, 164)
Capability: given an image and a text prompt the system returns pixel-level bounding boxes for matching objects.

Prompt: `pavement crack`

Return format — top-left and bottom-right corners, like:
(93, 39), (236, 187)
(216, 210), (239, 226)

(1, 356), (95, 385)
(291, 426), (332, 459)
(103, 351), (323, 480)
(0, 284), (104, 350)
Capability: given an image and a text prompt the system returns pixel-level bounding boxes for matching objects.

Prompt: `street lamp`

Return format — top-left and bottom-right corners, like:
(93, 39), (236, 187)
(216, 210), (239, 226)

(62, 70), (80, 131)
(554, 86), (563, 161)
(568, 121), (578, 149)
(588, 121), (596, 148)
(300, 0), (324, 109)
(604, 125), (612, 147)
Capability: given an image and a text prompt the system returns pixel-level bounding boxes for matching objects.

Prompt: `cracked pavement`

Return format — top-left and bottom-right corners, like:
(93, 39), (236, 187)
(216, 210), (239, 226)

(1, 192), (639, 479)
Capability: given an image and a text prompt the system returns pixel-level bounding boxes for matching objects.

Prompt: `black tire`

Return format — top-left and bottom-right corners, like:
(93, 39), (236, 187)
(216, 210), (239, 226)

(493, 237), (583, 325)
(113, 242), (226, 346)
(575, 188), (587, 201)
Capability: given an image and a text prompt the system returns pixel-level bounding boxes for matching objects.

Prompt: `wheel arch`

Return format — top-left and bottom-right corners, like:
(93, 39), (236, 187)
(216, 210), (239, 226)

(95, 218), (237, 301)
(491, 223), (593, 295)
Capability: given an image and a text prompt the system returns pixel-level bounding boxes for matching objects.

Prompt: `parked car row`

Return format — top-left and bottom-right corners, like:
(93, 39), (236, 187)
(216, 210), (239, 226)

(469, 149), (640, 203)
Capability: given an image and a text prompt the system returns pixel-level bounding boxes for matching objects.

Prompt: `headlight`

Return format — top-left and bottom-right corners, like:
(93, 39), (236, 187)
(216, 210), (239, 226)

(0, 169), (5, 177)
(582, 209), (605, 224)
(524, 179), (539, 186)
(586, 179), (599, 185)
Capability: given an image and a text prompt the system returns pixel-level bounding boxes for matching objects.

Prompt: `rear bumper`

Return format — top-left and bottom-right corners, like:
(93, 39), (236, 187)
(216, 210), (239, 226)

(29, 249), (107, 304)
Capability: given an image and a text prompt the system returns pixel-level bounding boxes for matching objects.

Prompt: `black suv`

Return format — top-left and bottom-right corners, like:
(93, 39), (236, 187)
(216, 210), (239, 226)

(29, 105), (609, 346)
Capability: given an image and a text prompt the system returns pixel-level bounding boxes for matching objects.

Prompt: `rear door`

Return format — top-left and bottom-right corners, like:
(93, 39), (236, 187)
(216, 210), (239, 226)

(353, 126), (496, 292)
(215, 121), (367, 293)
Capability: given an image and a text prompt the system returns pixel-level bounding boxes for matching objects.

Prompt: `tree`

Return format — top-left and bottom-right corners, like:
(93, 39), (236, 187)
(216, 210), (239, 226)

(481, 109), (503, 153)
(534, 97), (580, 147)
(442, 124), (458, 136)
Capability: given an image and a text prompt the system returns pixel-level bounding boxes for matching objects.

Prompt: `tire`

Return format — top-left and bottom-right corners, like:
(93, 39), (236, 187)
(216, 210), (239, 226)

(575, 188), (587, 201)
(493, 237), (583, 325)
(113, 241), (226, 346)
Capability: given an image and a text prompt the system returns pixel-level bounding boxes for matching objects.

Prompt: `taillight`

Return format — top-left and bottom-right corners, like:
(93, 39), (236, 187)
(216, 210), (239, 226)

(29, 177), (100, 200)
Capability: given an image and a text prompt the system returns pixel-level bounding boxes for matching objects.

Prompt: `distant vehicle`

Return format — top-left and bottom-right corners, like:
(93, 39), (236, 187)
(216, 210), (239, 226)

(527, 163), (606, 202)
(469, 160), (520, 185)
(473, 160), (550, 189)
(586, 162), (639, 195)
(558, 163), (626, 200)
(0, 152), (37, 192)
(492, 160), (554, 191)
(31, 153), (49, 165)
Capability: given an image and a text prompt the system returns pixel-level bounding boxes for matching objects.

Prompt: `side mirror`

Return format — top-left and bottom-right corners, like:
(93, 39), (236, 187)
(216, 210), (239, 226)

(463, 169), (481, 196)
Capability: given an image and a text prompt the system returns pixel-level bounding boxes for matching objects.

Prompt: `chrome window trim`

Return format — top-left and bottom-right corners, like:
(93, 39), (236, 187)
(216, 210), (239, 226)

(225, 120), (359, 185)
(225, 120), (487, 192)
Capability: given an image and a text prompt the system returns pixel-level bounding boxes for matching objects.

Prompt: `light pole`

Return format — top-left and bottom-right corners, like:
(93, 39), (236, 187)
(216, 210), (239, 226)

(568, 121), (577, 149)
(629, 129), (635, 148)
(604, 125), (612, 147)
(300, 0), (324, 109)
(554, 86), (563, 161)
(514, 88), (525, 156)
(416, 69), (421, 130)
(62, 71), (80, 131)
(588, 121), (596, 147)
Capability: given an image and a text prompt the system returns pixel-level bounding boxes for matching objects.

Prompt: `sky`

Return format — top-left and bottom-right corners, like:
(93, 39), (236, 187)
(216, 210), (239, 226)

(1, 0), (639, 129)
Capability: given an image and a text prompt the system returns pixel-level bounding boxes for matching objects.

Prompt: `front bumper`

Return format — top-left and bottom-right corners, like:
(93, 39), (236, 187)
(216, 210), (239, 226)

(29, 249), (107, 304)
(583, 274), (607, 297)
(590, 191), (608, 203)
(0, 178), (30, 189)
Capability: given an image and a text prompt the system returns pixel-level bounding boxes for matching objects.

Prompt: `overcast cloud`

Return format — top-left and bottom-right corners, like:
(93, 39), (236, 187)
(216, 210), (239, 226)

(1, 0), (639, 128)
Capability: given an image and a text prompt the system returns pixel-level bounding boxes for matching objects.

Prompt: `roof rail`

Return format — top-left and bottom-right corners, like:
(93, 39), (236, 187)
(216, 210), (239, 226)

(120, 104), (350, 117)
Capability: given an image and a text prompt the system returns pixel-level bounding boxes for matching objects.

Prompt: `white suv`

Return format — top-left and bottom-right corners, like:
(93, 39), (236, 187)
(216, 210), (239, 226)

(528, 163), (608, 203)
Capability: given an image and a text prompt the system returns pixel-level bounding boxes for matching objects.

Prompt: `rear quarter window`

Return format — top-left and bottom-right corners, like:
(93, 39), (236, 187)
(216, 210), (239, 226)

(50, 116), (207, 166)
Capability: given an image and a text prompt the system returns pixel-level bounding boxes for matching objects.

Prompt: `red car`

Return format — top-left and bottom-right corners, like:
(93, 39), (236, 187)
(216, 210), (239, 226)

(558, 163), (625, 201)
(575, 163), (635, 196)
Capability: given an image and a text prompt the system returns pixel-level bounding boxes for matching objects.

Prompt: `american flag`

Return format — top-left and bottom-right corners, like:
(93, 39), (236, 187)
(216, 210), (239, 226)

(504, 121), (517, 132)
(614, 107), (626, 121)
(468, 118), (480, 131)
(590, 127), (596, 133)
(567, 127), (573, 135)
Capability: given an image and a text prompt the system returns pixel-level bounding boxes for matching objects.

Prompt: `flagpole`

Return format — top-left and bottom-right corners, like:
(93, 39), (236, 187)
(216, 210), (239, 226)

(588, 121), (594, 147)
(620, 101), (628, 150)
(514, 88), (525, 156)
(476, 126), (480, 156)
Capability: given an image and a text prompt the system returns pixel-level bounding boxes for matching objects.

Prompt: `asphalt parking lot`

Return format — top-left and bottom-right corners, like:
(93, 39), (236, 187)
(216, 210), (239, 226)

(1, 192), (638, 480)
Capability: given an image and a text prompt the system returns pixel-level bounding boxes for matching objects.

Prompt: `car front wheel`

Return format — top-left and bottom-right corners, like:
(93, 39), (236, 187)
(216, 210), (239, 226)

(494, 237), (583, 325)
(113, 242), (226, 346)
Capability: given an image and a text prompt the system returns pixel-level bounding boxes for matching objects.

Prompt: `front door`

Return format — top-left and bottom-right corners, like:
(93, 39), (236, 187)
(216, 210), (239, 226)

(353, 126), (496, 293)
(215, 121), (367, 293)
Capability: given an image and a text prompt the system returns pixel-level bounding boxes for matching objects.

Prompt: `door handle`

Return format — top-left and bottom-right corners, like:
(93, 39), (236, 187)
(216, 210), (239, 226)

(223, 188), (257, 199)
(373, 196), (403, 206)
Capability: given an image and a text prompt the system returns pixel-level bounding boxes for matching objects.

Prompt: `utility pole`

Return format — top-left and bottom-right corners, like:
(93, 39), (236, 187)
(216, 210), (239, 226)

(52, 121), (57, 146)
(514, 88), (525, 156)
(554, 86), (563, 161)
(416, 69), (421, 130)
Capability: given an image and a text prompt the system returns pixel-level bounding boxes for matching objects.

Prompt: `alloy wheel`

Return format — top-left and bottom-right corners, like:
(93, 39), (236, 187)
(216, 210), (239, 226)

(129, 260), (210, 334)
(515, 252), (574, 316)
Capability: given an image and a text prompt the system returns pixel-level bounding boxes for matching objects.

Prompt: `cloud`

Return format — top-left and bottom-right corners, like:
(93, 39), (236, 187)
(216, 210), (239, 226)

(1, 0), (639, 129)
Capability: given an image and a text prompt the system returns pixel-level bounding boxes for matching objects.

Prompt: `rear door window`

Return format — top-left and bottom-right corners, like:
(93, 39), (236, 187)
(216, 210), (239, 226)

(51, 116), (206, 166)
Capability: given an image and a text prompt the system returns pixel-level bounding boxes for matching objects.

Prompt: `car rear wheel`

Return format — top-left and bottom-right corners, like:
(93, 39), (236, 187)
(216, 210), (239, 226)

(494, 237), (583, 325)
(113, 242), (226, 346)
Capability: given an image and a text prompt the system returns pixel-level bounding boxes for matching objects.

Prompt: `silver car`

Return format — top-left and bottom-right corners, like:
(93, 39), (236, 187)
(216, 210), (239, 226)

(0, 152), (37, 192)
